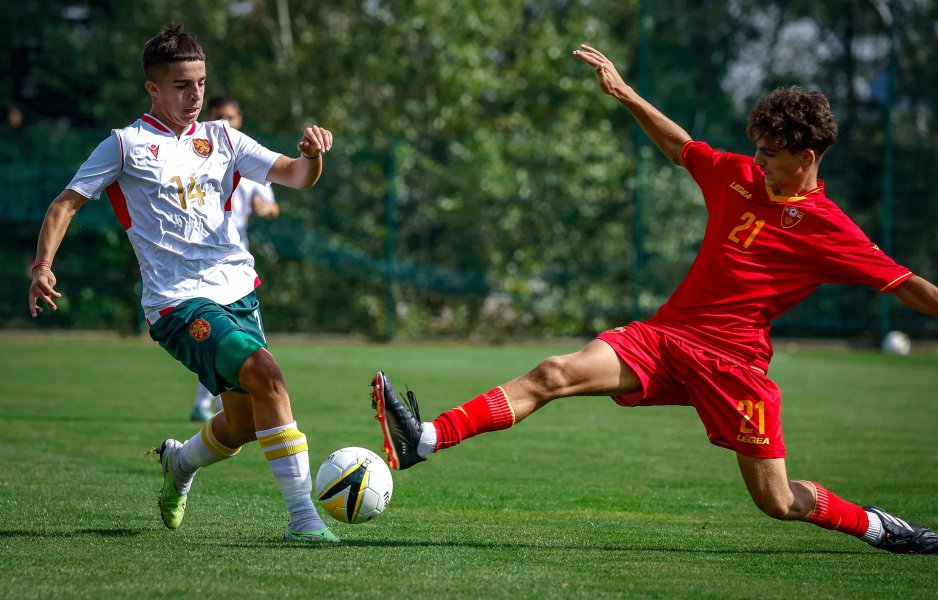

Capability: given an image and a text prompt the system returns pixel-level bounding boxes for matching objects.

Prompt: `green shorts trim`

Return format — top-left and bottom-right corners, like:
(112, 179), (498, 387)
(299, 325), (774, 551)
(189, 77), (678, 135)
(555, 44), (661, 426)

(215, 330), (263, 389)
(148, 291), (268, 396)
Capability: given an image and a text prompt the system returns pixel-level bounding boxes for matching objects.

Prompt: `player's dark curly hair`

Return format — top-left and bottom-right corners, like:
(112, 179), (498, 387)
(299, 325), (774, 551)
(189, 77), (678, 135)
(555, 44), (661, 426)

(747, 87), (838, 156)
(142, 23), (205, 79)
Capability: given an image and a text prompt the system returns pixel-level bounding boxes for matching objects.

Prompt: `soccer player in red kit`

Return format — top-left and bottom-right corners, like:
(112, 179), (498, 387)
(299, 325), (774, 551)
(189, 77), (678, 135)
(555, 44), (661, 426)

(370, 44), (938, 553)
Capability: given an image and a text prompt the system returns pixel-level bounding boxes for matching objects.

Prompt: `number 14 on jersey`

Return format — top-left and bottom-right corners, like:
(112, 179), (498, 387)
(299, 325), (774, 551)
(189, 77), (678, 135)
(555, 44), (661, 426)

(169, 175), (207, 209)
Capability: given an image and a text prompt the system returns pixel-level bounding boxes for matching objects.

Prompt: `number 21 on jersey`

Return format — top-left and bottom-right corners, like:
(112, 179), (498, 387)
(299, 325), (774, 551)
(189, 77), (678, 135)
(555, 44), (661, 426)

(728, 212), (765, 249)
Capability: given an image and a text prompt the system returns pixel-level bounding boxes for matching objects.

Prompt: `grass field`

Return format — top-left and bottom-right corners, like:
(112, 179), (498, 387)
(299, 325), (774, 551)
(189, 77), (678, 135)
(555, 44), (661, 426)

(0, 333), (936, 598)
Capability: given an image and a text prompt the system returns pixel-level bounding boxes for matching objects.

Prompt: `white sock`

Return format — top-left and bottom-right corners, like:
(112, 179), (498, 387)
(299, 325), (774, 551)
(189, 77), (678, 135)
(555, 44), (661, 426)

(193, 384), (215, 411)
(176, 414), (241, 494)
(256, 421), (325, 532)
(417, 422), (437, 458)
(862, 511), (884, 544)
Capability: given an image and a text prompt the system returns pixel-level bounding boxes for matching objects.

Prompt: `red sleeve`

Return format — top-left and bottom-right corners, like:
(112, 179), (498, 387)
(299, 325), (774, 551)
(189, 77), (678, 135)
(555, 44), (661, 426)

(681, 140), (719, 185)
(818, 210), (913, 292)
(680, 141), (751, 210)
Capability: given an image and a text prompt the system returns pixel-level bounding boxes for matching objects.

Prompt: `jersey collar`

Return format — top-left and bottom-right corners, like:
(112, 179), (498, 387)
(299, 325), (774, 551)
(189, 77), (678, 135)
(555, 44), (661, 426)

(765, 179), (825, 203)
(141, 113), (198, 138)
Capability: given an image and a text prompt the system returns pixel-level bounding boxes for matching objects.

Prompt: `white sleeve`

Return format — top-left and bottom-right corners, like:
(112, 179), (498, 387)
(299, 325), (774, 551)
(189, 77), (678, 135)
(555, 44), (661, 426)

(254, 181), (275, 203)
(66, 132), (123, 200)
(226, 126), (281, 184)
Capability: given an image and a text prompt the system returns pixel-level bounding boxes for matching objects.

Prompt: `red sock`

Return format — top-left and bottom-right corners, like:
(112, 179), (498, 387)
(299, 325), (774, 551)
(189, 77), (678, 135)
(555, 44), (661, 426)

(805, 482), (869, 536)
(432, 387), (515, 450)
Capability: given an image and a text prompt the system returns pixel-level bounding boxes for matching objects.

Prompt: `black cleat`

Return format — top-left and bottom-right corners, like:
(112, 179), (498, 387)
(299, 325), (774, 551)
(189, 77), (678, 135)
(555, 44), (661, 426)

(370, 371), (425, 470)
(864, 505), (938, 554)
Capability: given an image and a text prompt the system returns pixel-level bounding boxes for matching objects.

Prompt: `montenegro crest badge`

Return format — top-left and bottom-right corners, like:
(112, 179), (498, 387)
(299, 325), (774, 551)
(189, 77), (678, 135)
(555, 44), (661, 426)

(781, 205), (804, 229)
(189, 318), (211, 342)
(192, 138), (213, 157)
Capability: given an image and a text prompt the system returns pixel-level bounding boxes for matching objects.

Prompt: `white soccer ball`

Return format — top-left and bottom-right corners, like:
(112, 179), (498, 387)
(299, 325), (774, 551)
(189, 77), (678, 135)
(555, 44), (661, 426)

(881, 330), (912, 356)
(315, 446), (393, 524)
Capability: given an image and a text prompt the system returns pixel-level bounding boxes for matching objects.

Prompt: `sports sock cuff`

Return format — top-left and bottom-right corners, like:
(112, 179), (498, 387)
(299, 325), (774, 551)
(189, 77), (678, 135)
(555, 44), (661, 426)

(486, 387), (516, 428)
(804, 482), (869, 536)
(257, 422), (308, 460)
(807, 482), (830, 522)
(432, 387), (516, 451)
(256, 421), (297, 437)
(862, 511), (884, 544)
(201, 413), (242, 458)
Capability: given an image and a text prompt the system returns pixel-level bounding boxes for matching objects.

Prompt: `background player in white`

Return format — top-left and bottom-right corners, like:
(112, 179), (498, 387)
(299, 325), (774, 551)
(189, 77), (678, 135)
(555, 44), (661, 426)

(28, 24), (339, 543)
(188, 94), (282, 422)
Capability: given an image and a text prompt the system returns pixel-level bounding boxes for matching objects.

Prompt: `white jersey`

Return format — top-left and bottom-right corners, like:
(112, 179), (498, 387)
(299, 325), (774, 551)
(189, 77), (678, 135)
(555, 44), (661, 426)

(229, 177), (275, 251)
(66, 113), (280, 324)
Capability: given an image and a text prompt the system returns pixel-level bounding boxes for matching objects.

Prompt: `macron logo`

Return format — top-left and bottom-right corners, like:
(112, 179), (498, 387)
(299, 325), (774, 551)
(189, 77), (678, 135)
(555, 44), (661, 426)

(730, 182), (752, 199)
(147, 144), (160, 159)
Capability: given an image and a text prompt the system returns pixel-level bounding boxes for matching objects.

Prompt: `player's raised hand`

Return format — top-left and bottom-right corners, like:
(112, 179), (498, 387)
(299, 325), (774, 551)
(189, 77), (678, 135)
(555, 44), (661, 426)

(573, 44), (628, 98)
(297, 125), (333, 159)
(28, 265), (61, 318)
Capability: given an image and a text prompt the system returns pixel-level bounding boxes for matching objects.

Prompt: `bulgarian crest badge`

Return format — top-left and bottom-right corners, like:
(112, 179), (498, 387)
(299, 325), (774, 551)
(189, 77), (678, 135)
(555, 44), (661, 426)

(781, 205), (804, 229)
(192, 138), (213, 157)
(189, 318), (211, 342)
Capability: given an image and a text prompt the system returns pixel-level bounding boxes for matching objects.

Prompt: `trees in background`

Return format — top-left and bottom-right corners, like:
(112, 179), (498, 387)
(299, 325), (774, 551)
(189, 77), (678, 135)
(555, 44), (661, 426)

(3, 0), (936, 339)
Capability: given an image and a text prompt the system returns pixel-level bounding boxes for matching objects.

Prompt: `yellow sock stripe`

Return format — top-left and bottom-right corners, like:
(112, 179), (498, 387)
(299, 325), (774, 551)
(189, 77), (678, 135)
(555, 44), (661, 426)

(263, 437), (309, 460)
(200, 419), (227, 458)
(498, 386), (516, 426)
(258, 426), (308, 460)
(257, 427), (305, 449)
(200, 415), (241, 458)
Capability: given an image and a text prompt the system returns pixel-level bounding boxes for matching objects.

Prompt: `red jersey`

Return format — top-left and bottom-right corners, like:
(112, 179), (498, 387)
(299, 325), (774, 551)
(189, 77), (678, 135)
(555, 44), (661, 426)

(647, 141), (912, 370)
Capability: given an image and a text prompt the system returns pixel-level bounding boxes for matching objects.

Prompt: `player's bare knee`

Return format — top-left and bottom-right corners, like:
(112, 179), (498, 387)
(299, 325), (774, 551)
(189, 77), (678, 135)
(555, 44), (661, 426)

(530, 355), (572, 395)
(238, 351), (287, 397)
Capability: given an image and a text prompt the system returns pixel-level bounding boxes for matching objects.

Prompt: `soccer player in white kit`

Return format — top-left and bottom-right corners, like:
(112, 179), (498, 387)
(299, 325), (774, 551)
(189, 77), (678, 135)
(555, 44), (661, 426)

(28, 24), (339, 543)
(188, 94), (282, 422)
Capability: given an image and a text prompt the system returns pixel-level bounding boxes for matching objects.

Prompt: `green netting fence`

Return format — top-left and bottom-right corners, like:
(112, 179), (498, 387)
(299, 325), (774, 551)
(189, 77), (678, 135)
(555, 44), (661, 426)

(2, 126), (936, 342)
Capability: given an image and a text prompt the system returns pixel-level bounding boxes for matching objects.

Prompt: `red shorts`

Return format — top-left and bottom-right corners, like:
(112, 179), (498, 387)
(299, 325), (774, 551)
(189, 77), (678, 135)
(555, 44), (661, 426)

(597, 322), (785, 458)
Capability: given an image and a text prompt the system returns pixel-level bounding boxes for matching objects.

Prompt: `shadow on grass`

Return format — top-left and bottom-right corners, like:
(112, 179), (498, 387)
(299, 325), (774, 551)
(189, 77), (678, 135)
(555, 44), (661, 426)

(223, 537), (870, 555)
(0, 530), (873, 556)
(0, 528), (147, 538)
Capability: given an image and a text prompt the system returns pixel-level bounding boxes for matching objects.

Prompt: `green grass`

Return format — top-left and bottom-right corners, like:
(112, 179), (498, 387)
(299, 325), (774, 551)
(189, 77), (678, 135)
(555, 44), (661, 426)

(0, 333), (936, 598)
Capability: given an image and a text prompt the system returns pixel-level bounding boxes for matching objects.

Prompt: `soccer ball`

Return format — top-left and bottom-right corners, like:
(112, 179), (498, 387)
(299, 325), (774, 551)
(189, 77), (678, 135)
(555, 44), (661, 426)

(315, 447), (393, 524)
(881, 330), (911, 356)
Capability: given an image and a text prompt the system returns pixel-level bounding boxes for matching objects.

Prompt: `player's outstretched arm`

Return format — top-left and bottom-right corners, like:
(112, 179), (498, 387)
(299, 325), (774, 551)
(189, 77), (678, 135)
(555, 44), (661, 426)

(29, 189), (89, 317)
(573, 43), (691, 166)
(267, 125), (333, 190)
(891, 275), (938, 318)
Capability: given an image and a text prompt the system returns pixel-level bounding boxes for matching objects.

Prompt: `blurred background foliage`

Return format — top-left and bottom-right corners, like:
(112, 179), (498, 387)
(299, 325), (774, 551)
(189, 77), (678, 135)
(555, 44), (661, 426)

(1, 0), (936, 341)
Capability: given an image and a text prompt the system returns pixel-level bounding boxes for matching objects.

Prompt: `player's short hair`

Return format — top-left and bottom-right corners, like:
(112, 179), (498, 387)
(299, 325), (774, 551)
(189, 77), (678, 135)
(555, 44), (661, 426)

(142, 23), (205, 80)
(207, 95), (239, 112)
(747, 86), (838, 156)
